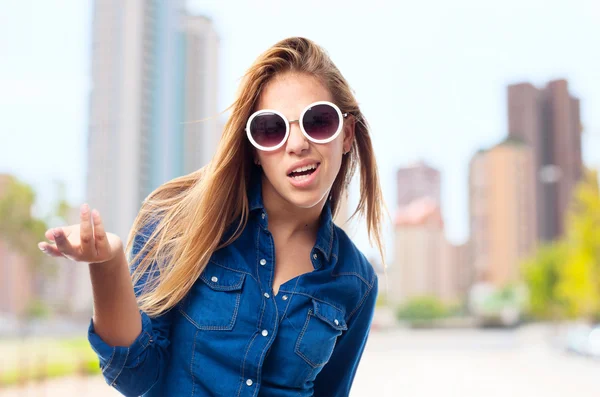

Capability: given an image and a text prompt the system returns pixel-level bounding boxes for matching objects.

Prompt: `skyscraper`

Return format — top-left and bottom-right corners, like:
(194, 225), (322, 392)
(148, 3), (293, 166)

(391, 198), (445, 303)
(508, 79), (582, 241)
(390, 162), (467, 304)
(396, 161), (441, 207)
(393, 162), (443, 303)
(469, 138), (537, 286)
(182, 15), (220, 175)
(87, 1), (220, 242)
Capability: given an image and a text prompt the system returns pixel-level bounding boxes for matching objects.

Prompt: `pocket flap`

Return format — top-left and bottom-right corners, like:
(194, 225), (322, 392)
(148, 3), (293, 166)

(312, 300), (347, 331)
(200, 265), (245, 291)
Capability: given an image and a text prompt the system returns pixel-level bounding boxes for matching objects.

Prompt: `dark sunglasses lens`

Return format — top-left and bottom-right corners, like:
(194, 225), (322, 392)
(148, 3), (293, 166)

(250, 113), (286, 148)
(302, 104), (340, 140)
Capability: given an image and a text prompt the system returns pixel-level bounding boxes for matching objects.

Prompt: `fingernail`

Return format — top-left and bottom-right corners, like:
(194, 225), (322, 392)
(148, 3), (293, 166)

(52, 229), (62, 238)
(38, 244), (46, 252)
(81, 203), (89, 213)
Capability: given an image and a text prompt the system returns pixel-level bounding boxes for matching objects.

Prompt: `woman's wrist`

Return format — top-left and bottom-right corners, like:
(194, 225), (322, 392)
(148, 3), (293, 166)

(89, 242), (125, 268)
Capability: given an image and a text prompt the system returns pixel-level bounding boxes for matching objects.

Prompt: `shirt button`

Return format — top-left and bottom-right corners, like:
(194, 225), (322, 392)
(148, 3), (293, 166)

(260, 259), (267, 266)
(334, 319), (339, 326)
(246, 379), (253, 386)
(211, 276), (218, 283)
(313, 253), (318, 260)
(261, 212), (266, 219)
(282, 295), (288, 301)
(262, 330), (269, 337)
(264, 292), (270, 299)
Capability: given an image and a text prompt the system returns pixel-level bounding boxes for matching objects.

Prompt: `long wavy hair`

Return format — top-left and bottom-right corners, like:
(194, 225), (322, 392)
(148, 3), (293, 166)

(129, 37), (385, 317)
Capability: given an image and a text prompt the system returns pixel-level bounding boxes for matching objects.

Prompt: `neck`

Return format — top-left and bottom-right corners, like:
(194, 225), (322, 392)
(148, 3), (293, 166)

(260, 175), (327, 240)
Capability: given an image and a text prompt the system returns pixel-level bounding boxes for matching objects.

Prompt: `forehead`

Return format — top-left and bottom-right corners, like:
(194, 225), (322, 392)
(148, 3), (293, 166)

(256, 72), (333, 114)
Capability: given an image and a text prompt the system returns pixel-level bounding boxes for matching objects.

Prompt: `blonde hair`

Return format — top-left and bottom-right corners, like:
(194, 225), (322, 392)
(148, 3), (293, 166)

(129, 37), (385, 317)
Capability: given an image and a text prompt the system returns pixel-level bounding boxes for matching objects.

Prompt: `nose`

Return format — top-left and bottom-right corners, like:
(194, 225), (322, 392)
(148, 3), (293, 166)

(285, 120), (309, 155)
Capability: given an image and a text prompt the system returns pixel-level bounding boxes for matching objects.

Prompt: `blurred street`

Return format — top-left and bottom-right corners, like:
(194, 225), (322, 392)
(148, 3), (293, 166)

(3, 324), (599, 397)
(351, 324), (600, 397)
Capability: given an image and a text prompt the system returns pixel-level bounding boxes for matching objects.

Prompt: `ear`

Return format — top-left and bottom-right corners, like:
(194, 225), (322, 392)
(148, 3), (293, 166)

(342, 114), (356, 154)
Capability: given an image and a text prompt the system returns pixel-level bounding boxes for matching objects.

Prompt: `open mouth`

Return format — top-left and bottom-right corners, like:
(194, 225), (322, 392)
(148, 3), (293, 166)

(287, 163), (320, 181)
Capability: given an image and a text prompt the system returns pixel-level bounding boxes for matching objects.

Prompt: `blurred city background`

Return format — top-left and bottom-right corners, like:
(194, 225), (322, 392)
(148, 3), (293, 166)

(1, 0), (599, 396)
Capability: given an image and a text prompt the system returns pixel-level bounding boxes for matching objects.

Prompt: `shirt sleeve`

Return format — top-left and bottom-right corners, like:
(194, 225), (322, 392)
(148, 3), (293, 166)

(312, 274), (378, 397)
(87, 220), (173, 397)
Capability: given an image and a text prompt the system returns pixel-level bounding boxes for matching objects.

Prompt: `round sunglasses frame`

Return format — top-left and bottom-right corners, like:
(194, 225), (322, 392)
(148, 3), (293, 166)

(245, 100), (348, 151)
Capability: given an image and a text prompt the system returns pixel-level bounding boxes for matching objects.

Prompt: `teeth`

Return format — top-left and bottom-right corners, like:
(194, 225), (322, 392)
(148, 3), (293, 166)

(291, 164), (317, 174)
(291, 174), (312, 181)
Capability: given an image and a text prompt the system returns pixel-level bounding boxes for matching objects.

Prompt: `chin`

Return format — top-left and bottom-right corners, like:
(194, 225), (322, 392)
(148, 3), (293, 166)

(283, 188), (327, 210)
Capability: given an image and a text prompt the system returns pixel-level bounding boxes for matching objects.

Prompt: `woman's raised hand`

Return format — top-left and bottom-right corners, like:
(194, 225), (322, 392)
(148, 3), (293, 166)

(38, 204), (123, 264)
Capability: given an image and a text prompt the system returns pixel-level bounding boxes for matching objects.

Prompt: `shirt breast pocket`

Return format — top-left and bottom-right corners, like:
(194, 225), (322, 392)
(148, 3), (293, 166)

(179, 263), (246, 331)
(294, 299), (348, 368)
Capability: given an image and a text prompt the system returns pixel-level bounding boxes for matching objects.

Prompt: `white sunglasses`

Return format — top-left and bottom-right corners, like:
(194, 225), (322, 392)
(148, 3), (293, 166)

(245, 100), (348, 151)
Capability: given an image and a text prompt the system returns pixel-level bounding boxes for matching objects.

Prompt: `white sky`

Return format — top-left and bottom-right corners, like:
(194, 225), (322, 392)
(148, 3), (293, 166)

(1, 0), (598, 260)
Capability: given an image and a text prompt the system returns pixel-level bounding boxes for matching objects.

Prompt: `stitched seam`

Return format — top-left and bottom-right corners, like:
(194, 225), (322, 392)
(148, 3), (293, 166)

(142, 331), (152, 348)
(347, 275), (375, 320)
(236, 333), (259, 397)
(255, 223), (263, 292)
(280, 277), (301, 320)
(269, 228), (275, 295)
(239, 293), (265, 392)
(109, 347), (129, 387)
(284, 316), (301, 333)
(294, 309), (337, 368)
(201, 266), (250, 288)
(178, 305), (238, 331)
(276, 290), (345, 312)
(101, 347), (116, 375)
(327, 220), (333, 259)
(230, 291), (242, 329)
(208, 260), (257, 284)
(294, 310), (319, 369)
(190, 329), (199, 397)
(312, 303), (347, 330)
(258, 292), (266, 325)
(254, 320), (277, 397)
(331, 271), (369, 286)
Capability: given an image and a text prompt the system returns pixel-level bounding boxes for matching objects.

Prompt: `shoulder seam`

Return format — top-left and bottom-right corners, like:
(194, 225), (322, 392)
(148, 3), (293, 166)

(347, 272), (377, 321)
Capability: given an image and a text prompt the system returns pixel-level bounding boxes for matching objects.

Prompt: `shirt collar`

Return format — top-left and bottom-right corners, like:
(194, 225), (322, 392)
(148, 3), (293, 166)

(247, 170), (336, 263)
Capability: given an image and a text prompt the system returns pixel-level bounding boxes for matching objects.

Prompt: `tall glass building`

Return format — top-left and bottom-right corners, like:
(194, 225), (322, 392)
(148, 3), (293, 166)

(87, 0), (219, 242)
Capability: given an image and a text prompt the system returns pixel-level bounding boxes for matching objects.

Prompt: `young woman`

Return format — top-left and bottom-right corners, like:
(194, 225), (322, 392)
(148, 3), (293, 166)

(38, 37), (385, 397)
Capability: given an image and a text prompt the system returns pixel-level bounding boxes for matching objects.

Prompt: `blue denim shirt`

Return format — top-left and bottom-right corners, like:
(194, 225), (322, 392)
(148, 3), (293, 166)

(88, 175), (378, 397)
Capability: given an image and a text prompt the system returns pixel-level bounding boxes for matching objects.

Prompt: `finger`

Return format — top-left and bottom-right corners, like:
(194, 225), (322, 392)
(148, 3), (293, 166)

(79, 203), (94, 256)
(45, 229), (56, 242)
(52, 227), (75, 256)
(45, 227), (72, 245)
(38, 242), (65, 258)
(92, 209), (109, 256)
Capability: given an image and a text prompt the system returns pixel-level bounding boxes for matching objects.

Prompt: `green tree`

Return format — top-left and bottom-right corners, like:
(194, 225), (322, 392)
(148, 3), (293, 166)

(396, 296), (448, 323)
(522, 169), (600, 321)
(556, 170), (600, 320)
(0, 175), (47, 265)
(522, 242), (566, 320)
